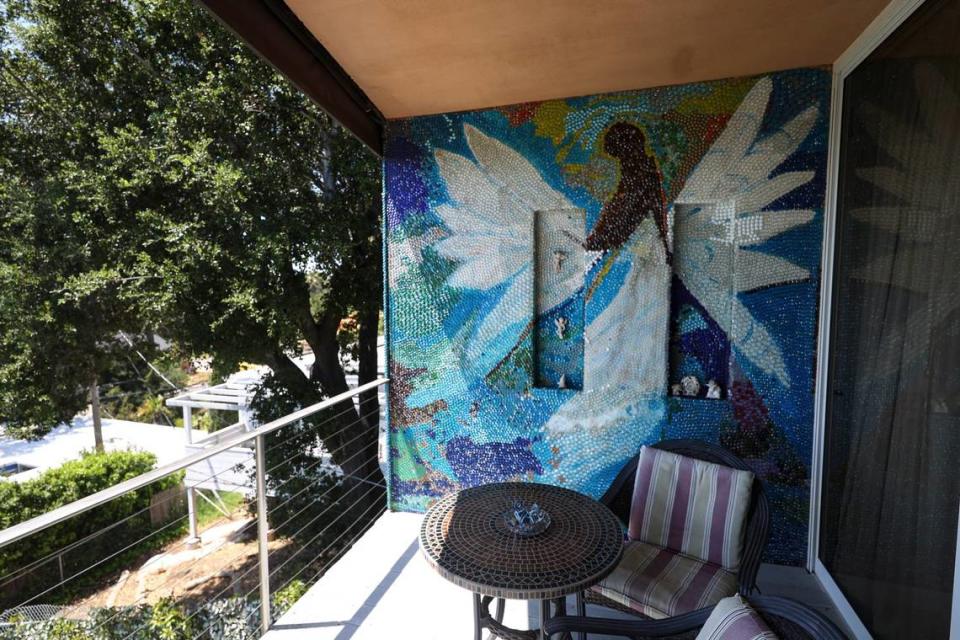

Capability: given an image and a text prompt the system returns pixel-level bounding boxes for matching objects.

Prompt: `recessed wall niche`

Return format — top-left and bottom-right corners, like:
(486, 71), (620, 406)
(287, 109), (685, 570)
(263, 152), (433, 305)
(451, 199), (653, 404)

(533, 208), (585, 390)
(669, 201), (735, 400)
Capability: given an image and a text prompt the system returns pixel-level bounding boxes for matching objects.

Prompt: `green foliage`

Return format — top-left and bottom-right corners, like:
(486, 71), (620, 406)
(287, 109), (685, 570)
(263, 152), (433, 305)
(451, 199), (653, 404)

(0, 584), (308, 640)
(0, 0), (381, 440)
(272, 579), (308, 613)
(0, 451), (184, 608)
(145, 598), (194, 640)
(190, 409), (235, 434)
(0, 2), (384, 616)
(98, 352), (189, 426)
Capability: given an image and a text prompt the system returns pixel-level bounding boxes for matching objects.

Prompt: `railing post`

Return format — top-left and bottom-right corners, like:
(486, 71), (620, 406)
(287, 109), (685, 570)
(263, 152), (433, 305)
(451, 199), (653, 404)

(255, 434), (271, 635)
(184, 406), (200, 547)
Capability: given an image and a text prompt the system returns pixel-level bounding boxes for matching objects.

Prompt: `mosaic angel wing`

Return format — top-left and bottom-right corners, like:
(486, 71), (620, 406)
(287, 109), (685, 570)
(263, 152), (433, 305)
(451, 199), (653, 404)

(433, 125), (583, 369)
(674, 77), (819, 387)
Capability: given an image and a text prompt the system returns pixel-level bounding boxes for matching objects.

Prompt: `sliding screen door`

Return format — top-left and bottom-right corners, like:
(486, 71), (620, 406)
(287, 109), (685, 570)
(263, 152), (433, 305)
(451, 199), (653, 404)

(819, 0), (960, 637)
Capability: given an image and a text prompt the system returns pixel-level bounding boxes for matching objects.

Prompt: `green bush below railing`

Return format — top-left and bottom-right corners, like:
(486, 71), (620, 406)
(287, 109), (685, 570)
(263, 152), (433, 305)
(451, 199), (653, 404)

(0, 450), (186, 609)
(0, 580), (308, 640)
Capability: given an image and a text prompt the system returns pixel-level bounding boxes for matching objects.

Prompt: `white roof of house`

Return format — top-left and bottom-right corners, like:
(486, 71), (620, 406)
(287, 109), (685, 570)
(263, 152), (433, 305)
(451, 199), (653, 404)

(0, 417), (186, 482)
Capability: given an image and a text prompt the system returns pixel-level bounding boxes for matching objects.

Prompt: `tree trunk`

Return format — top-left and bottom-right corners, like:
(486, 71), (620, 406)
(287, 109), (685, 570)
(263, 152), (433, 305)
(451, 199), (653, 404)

(90, 379), (104, 453)
(267, 343), (379, 491)
(353, 305), (383, 488)
(357, 305), (380, 428)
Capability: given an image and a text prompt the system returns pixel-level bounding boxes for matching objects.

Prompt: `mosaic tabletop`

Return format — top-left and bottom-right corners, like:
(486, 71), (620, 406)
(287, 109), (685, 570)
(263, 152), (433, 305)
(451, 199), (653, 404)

(419, 482), (624, 600)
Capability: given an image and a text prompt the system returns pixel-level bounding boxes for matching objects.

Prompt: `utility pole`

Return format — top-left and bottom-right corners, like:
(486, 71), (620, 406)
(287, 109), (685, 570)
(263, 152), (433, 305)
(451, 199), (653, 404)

(91, 379), (104, 453)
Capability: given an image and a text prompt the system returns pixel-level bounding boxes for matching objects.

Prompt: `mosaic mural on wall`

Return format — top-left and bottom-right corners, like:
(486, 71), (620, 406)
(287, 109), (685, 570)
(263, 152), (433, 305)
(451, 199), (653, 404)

(384, 68), (829, 564)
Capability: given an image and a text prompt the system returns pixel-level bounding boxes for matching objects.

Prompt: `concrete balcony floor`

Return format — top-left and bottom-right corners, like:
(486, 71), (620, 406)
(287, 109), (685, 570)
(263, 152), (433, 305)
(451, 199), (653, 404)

(264, 511), (847, 640)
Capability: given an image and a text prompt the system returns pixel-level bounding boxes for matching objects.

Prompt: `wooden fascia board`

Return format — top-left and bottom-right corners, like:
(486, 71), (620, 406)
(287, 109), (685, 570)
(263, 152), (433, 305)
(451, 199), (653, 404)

(195, 0), (385, 155)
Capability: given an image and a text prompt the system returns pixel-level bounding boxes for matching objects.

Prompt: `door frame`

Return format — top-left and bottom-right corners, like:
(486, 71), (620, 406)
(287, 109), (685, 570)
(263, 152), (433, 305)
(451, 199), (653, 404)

(807, 0), (960, 638)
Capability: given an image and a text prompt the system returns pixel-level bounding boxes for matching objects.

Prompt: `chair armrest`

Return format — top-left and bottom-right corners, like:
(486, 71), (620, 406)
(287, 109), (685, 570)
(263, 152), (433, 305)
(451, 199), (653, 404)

(748, 595), (849, 640)
(542, 607), (712, 639)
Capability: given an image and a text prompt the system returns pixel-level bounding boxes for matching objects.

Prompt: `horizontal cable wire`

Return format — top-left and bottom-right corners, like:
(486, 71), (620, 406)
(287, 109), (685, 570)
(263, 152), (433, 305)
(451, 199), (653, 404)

(104, 452), (380, 632)
(9, 506), (200, 611)
(229, 505), (389, 639)
(263, 406), (379, 478)
(265, 502), (387, 603)
(113, 464), (382, 638)
(93, 464), (382, 638)
(75, 456), (379, 634)
(235, 503), (388, 634)
(271, 418), (373, 492)
(0, 378), (387, 550)
(266, 483), (385, 580)
(3, 390), (386, 635)
(135, 485), (385, 640)
(260, 403), (354, 460)
(0, 396), (381, 589)
(265, 449), (381, 519)
(269, 473), (383, 554)
(262, 399), (368, 457)
(0, 439), (265, 589)
(266, 464), (382, 535)
(2, 436), (284, 619)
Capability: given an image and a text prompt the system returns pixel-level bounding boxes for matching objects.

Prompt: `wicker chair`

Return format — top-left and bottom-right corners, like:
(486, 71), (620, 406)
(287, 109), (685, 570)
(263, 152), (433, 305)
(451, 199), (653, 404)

(543, 595), (848, 639)
(581, 439), (770, 628)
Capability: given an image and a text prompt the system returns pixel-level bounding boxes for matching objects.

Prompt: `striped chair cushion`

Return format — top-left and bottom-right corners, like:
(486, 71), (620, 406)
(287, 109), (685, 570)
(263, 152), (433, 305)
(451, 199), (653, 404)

(628, 446), (755, 571)
(696, 595), (779, 640)
(592, 541), (737, 619)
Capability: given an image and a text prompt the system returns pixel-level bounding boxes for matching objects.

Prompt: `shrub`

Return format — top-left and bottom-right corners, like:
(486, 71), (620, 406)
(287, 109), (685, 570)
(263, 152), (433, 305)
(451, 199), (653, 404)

(272, 579), (307, 614)
(0, 584), (308, 640)
(0, 450), (185, 609)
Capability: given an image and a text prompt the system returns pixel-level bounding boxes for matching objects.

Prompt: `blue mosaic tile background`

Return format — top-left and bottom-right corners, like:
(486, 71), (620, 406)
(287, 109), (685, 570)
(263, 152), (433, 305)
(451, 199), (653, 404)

(384, 68), (830, 564)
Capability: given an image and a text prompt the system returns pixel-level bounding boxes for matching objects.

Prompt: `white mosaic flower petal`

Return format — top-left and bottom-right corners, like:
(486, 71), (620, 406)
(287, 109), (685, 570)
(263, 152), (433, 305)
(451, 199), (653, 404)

(435, 150), (527, 229)
(433, 205), (511, 243)
(680, 78), (772, 200)
(435, 232), (525, 264)
(746, 105), (818, 178)
(433, 125), (579, 372)
(543, 386), (664, 438)
(464, 268), (532, 365)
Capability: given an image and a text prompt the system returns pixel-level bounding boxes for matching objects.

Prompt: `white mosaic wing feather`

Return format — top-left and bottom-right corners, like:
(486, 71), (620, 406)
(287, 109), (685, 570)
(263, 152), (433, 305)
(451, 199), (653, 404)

(675, 77), (819, 387)
(433, 125), (581, 367)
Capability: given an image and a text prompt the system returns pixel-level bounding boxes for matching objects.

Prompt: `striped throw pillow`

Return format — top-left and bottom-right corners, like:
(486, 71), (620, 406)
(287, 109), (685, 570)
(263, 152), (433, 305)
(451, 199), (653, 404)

(628, 446), (755, 571)
(696, 595), (779, 640)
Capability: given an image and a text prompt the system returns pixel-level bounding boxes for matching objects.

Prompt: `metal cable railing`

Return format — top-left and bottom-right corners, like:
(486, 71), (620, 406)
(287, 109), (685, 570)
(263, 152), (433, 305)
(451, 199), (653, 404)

(0, 377), (389, 639)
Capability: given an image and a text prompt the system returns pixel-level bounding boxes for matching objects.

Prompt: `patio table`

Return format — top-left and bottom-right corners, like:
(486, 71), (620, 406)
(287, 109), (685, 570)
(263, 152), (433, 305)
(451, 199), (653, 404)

(419, 481), (624, 640)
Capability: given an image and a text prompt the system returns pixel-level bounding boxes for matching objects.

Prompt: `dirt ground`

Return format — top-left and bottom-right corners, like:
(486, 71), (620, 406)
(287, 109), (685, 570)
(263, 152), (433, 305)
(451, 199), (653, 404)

(67, 514), (295, 617)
